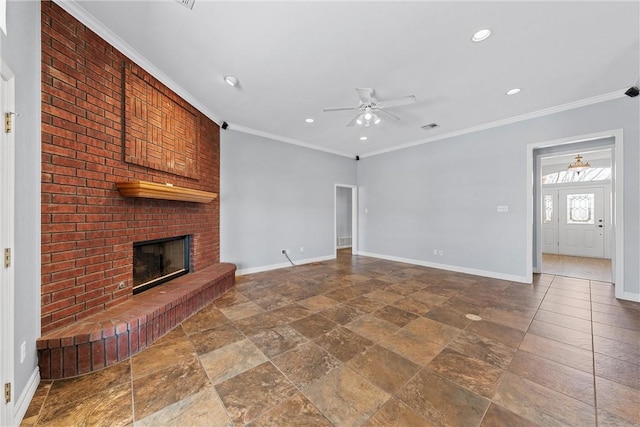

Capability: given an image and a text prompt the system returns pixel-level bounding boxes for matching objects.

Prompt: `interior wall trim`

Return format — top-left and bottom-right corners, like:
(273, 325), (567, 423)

(230, 125), (354, 159)
(13, 368), (39, 425)
(53, 1), (626, 162)
(235, 254), (336, 276)
(361, 89), (626, 159)
(358, 251), (530, 284)
(526, 128), (633, 301)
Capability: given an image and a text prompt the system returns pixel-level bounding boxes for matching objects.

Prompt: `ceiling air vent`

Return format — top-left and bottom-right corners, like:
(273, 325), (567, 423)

(174, 0), (195, 10)
(421, 123), (439, 130)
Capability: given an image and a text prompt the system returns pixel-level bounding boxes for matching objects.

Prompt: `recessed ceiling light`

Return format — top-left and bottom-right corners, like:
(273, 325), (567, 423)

(305, 118), (314, 123)
(472, 28), (491, 42)
(359, 136), (367, 141)
(224, 76), (238, 87)
(506, 88), (522, 95)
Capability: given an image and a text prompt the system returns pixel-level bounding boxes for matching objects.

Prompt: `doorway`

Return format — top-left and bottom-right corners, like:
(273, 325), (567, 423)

(335, 184), (357, 256)
(0, 58), (16, 426)
(527, 131), (622, 296)
(538, 148), (612, 282)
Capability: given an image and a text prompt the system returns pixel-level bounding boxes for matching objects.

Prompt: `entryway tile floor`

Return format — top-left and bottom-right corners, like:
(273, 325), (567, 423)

(542, 253), (612, 283)
(22, 252), (640, 426)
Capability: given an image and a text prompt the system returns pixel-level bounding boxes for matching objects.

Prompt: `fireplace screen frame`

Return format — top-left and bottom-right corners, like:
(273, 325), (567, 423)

(133, 235), (190, 294)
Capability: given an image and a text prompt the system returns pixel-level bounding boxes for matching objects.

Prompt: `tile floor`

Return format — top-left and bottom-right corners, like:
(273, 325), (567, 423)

(22, 251), (640, 426)
(542, 253), (612, 283)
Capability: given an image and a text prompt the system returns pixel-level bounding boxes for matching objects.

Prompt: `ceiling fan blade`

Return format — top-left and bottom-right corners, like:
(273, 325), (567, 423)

(377, 95), (416, 109)
(356, 88), (374, 104)
(323, 106), (359, 112)
(376, 109), (400, 122)
(345, 114), (361, 127)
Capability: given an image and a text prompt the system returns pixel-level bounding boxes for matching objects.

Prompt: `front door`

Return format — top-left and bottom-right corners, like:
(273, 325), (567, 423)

(558, 187), (604, 257)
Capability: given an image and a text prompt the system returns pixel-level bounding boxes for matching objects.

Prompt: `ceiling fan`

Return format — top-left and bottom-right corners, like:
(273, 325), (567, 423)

(322, 88), (416, 127)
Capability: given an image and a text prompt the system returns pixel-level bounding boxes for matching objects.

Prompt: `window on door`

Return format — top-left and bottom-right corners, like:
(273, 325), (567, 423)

(566, 193), (595, 224)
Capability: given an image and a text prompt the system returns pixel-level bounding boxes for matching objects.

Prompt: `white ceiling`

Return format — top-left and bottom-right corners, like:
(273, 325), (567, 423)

(60, 1), (639, 158)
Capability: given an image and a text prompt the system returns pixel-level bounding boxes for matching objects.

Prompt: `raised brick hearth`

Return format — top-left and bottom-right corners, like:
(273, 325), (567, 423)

(37, 263), (235, 379)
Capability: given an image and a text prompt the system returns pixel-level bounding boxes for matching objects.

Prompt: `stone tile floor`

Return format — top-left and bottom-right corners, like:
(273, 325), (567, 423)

(22, 252), (640, 426)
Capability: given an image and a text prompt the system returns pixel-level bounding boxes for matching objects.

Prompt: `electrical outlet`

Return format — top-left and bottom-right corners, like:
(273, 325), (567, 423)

(20, 342), (26, 364)
(433, 249), (438, 255)
(497, 205), (509, 213)
(281, 249), (289, 254)
(438, 250), (444, 256)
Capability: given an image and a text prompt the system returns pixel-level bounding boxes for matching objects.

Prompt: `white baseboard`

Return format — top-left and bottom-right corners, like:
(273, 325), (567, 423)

(618, 290), (640, 303)
(358, 251), (530, 284)
(236, 254), (336, 276)
(13, 368), (39, 425)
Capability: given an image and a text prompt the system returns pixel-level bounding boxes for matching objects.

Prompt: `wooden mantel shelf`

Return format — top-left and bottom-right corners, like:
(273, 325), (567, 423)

(116, 180), (217, 203)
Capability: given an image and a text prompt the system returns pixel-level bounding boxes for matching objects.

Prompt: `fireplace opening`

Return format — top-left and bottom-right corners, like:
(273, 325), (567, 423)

(133, 236), (190, 294)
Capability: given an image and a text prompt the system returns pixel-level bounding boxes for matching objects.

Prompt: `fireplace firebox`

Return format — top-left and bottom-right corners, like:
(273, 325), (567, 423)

(133, 236), (190, 294)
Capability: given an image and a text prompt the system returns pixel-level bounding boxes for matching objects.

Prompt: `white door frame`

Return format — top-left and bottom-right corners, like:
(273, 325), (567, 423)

(334, 184), (358, 255)
(0, 58), (16, 426)
(527, 129), (625, 299)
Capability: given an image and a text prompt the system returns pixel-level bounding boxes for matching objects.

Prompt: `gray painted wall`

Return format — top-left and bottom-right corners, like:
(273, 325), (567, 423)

(358, 97), (639, 296)
(1, 0), (41, 407)
(336, 186), (352, 244)
(220, 130), (356, 271)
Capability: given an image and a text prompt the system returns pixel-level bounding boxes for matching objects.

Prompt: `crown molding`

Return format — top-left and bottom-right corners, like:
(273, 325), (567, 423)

(53, 0), (222, 126)
(50, 1), (628, 160)
(229, 124), (354, 159)
(360, 89), (627, 158)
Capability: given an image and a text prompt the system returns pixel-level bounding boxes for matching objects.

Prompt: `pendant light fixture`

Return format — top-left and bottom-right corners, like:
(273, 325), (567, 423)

(567, 154), (591, 174)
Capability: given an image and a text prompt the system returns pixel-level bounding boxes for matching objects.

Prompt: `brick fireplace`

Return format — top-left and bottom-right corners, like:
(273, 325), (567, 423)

(38, 1), (231, 379)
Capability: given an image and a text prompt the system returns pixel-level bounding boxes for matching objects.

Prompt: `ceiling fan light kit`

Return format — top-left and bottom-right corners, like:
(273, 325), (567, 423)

(323, 87), (416, 128)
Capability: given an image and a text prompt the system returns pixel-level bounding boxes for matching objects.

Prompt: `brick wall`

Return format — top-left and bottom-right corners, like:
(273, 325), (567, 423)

(41, 1), (220, 334)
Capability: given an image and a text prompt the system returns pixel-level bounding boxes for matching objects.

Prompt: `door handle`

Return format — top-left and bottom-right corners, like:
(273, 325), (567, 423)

(598, 225), (603, 228)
